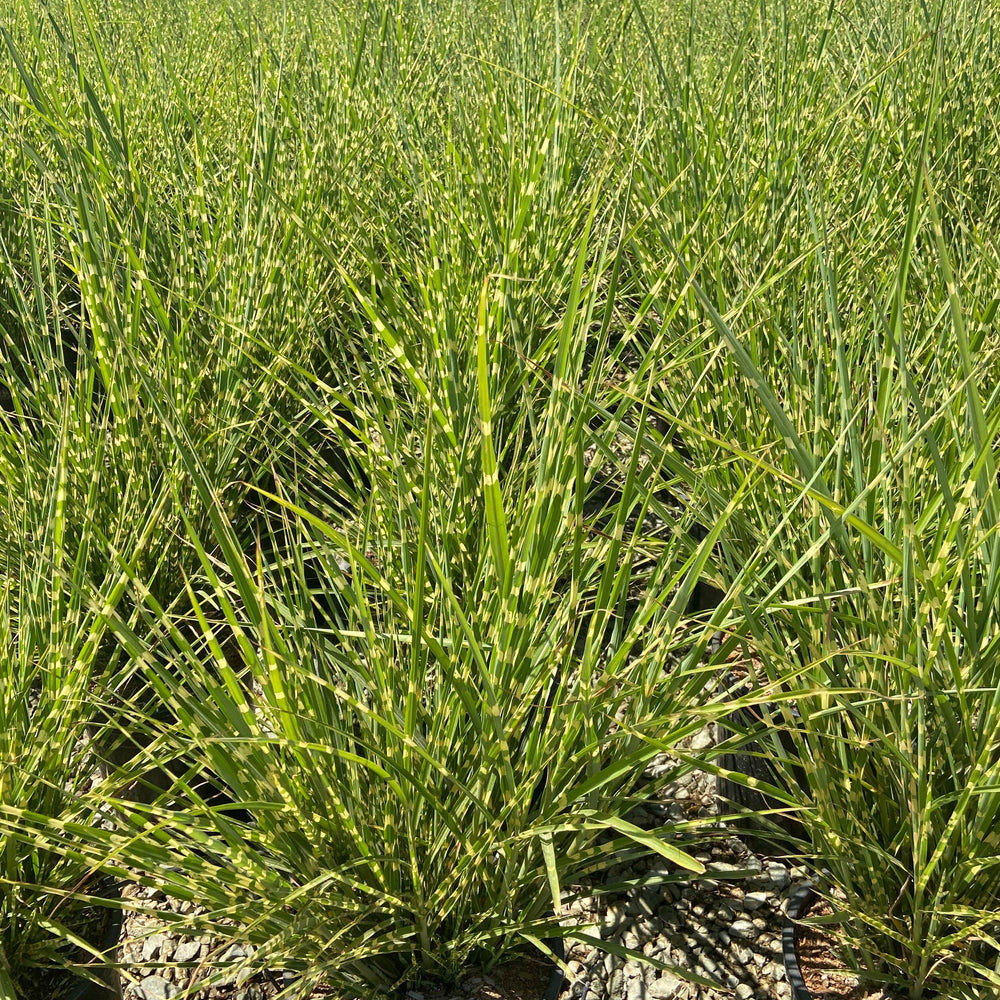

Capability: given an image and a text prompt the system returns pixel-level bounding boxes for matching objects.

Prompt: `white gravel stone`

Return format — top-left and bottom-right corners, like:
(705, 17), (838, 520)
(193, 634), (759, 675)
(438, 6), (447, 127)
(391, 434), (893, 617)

(767, 961), (786, 982)
(647, 973), (687, 999)
(706, 862), (741, 875)
(627, 976), (645, 1000)
(141, 933), (168, 962)
(766, 864), (790, 890)
(609, 968), (624, 998)
(220, 943), (252, 962)
(689, 728), (714, 750)
(730, 919), (761, 940)
(172, 940), (201, 964)
(138, 977), (176, 1000)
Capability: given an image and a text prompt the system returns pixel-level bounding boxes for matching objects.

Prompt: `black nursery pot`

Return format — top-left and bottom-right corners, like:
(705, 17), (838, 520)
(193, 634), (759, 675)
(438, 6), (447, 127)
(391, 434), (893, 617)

(56, 880), (123, 1000)
(543, 939), (566, 1000)
(783, 881), (817, 1000)
(715, 674), (808, 851)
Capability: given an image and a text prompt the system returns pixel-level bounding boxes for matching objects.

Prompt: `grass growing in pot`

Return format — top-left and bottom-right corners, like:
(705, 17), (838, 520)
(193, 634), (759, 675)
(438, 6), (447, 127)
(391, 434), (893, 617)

(0, 5), (745, 994)
(76, 187), (742, 994)
(637, 6), (1000, 994)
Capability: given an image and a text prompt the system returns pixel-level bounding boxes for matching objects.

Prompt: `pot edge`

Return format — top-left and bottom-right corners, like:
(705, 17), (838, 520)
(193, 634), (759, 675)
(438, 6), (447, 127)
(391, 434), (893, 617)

(782, 880), (817, 1000)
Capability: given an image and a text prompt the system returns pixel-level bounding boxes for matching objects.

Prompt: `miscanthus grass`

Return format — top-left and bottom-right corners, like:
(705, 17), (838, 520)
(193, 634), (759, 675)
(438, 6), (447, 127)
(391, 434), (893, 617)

(625, 2), (1000, 997)
(2, 0), (1000, 997)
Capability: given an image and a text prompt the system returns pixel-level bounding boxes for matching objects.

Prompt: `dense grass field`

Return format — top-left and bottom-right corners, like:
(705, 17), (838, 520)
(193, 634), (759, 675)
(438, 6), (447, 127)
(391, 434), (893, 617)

(3, 0), (1000, 997)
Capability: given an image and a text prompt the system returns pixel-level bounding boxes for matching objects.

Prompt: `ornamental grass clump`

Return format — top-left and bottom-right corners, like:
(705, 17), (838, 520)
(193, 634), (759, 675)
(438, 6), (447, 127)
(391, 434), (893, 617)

(0, 0), (743, 993)
(77, 186), (736, 995)
(8, 0), (1000, 995)
(627, 1), (1000, 995)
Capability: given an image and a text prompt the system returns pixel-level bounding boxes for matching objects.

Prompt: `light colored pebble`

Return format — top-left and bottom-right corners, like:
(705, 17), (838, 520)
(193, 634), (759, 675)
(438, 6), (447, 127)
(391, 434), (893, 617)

(220, 943), (251, 962)
(648, 973), (687, 999)
(689, 729), (714, 750)
(608, 968), (624, 998)
(172, 940), (201, 964)
(138, 977), (176, 1000)
(730, 919), (760, 940)
(707, 861), (742, 874)
(627, 976), (645, 1000)
(766, 864), (790, 890)
(141, 933), (168, 963)
(624, 961), (643, 980)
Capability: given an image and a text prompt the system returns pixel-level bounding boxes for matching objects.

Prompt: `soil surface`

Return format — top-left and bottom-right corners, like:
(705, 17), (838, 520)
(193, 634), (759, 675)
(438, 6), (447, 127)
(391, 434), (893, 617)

(792, 899), (902, 1000)
(417, 956), (560, 1000)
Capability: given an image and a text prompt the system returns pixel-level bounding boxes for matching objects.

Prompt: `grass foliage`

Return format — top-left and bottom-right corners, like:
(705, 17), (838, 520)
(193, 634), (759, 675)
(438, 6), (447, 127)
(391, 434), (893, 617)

(2, 0), (1000, 997)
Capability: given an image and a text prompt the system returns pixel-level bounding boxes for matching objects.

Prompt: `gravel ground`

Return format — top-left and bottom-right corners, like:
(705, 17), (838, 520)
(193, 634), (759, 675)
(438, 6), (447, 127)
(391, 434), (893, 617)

(115, 723), (817, 1000)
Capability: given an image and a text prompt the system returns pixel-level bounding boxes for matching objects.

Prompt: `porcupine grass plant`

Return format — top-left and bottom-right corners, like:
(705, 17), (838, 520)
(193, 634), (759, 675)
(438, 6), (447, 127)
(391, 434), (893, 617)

(625, 0), (1000, 995)
(65, 211), (743, 995)
(0, 0), (744, 995)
